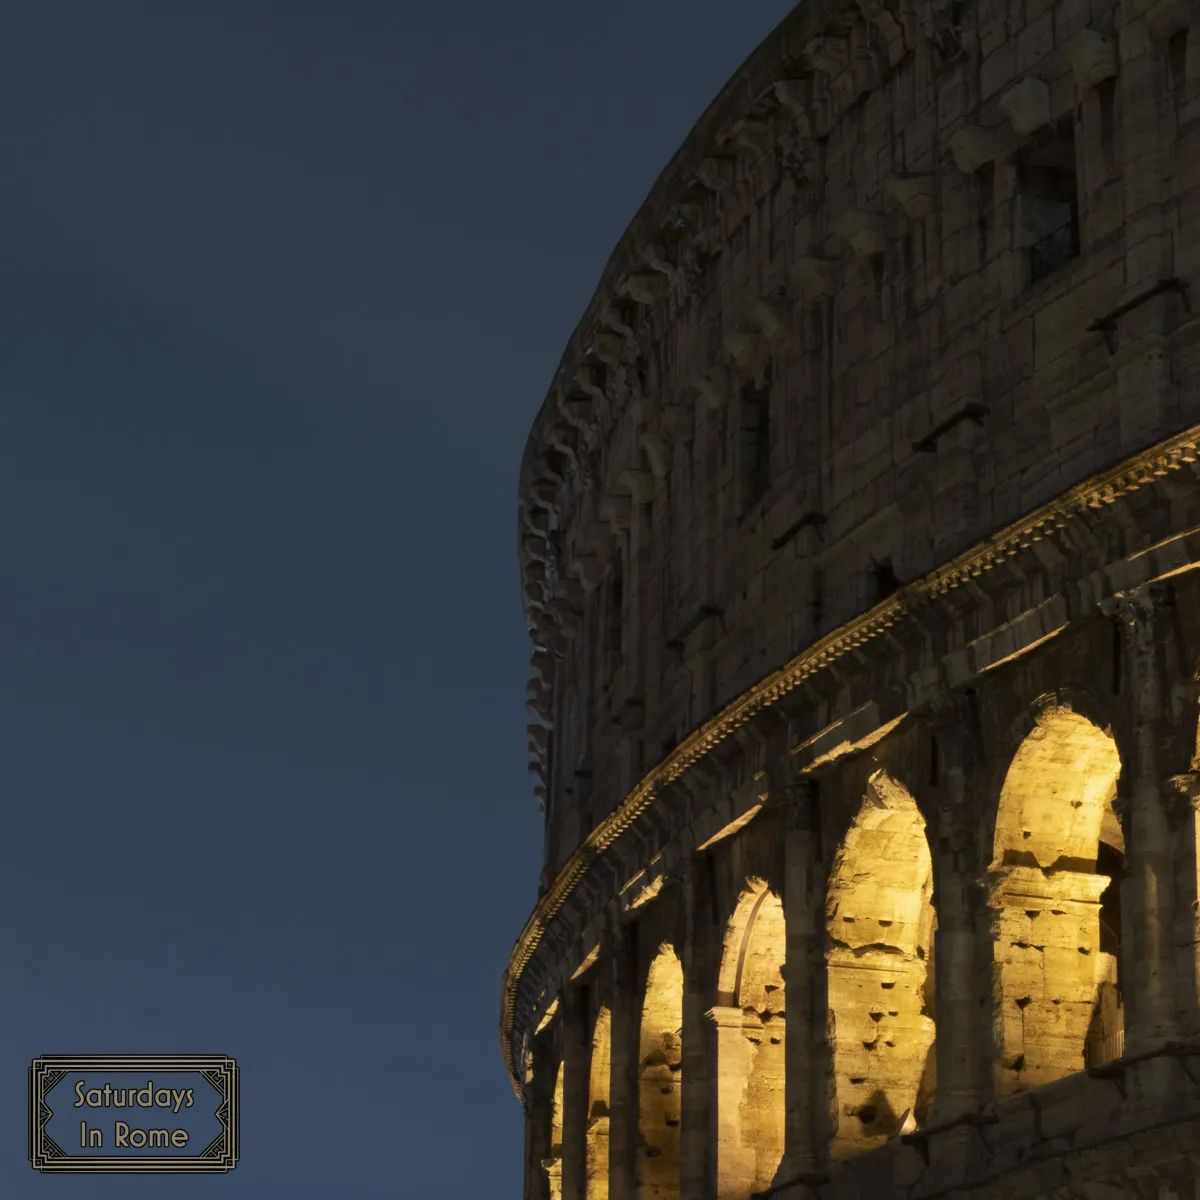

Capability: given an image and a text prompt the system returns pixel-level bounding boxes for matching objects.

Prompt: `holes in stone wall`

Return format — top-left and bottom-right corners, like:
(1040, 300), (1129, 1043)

(826, 771), (936, 1158)
(714, 880), (786, 1198)
(989, 706), (1123, 1096)
(638, 945), (683, 1199)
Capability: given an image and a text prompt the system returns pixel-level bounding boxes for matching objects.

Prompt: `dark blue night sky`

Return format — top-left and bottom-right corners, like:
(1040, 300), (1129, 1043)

(0, 3), (795, 1195)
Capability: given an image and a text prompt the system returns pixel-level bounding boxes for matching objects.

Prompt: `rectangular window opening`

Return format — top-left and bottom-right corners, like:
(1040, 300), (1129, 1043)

(1018, 118), (1080, 285)
(738, 378), (772, 514)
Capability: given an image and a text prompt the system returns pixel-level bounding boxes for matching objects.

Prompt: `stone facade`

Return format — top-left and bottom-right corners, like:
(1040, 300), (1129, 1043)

(505, 0), (1200, 1196)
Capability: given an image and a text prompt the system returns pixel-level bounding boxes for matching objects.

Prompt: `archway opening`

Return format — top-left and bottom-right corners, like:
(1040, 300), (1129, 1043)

(989, 705), (1123, 1096)
(587, 1008), (612, 1200)
(638, 944), (683, 1199)
(714, 879), (786, 1200)
(826, 770), (936, 1158)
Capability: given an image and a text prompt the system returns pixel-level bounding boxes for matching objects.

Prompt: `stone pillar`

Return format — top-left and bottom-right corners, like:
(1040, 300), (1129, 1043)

(562, 983), (591, 1200)
(607, 927), (639, 1200)
(679, 858), (717, 1199)
(1107, 587), (1192, 1054)
(1168, 773), (1200, 1040)
(525, 1036), (556, 1200)
(709, 1005), (757, 1200)
(771, 777), (827, 1197)
(928, 699), (989, 1124)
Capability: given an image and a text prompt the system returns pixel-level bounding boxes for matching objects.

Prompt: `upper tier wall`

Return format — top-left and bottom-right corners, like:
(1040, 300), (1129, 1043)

(516, 0), (1200, 881)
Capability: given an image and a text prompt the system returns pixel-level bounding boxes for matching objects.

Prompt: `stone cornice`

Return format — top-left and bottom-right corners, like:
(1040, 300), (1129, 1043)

(501, 423), (1200, 1099)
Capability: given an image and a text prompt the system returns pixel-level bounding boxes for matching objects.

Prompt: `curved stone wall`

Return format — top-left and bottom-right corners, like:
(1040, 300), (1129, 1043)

(509, 0), (1200, 1196)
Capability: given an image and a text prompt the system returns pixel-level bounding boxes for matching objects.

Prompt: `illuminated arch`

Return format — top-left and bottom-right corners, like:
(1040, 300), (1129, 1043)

(826, 770), (936, 1158)
(714, 878), (786, 1200)
(989, 704), (1123, 1095)
(637, 944), (683, 1199)
(587, 1007), (612, 1200)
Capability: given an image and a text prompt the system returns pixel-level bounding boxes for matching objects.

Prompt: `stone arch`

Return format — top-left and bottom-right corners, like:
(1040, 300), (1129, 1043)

(637, 944), (683, 1199)
(545, 1061), (564, 1200)
(713, 878), (786, 1200)
(988, 702), (1124, 1096)
(826, 770), (936, 1158)
(587, 1007), (612, 1200)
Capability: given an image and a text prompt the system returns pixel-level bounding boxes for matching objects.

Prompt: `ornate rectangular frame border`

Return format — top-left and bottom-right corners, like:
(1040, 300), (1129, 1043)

(29, 1054), (239, 1173)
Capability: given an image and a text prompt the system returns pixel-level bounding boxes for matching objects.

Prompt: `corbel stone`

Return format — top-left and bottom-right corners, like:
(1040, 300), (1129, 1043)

(999, 77), (1051, 136)
(573, 363), (608, 405)
(669, 200), (705, 229)
(804, 34), (849, 76)
(1062, 29), (1118, 89)
(527, 695), (553, 727)
(693, 364), (734, 410)
(621, 270), (669, 304)
(530, 479), (558, 506)
(638, 432), (670, 479)
(531, 650), (555, 687)
(615, 468), (655, 504)
(569, 555), (605, 592)
(557, 390), (594, 431)
(885, 172), (937, 218)
(527, 724), (549, 755)
(522, 532), (550, 562)
(601, 494), (633, 532)
(593, 330), (628, 367)
(772, 79), (816, 138)
(750, 296), (793, 340)
(723, 330), (759, 370)
(599, 304), (636, 341)
(946, 124), (1009, 174)
(695, 156), (736, 194)
(851, 33), (886, 96)
(790, 255), (838, 297)
(734, 117), (771, 153)
(1147, 0), (1192, 40)
(643, 240), (679, 277)
(856, 0), (908, 66)
(661, 403), (694, 439)
(835, 208), (887, 256)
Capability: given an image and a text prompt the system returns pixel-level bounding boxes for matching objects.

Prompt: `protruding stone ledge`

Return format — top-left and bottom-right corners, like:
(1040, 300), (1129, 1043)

(1062, 29), (1118, 90)
(836, 208), (887, 256)
(946, 125), (1011, 174)
(999, 77), (1052, 137)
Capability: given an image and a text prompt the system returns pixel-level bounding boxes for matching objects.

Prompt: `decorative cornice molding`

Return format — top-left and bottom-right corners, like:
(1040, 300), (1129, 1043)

(500, 423), (1200, 1098)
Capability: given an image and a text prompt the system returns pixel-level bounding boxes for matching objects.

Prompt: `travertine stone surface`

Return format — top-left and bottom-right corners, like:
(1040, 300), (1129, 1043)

(508, 0), (1200, 1196)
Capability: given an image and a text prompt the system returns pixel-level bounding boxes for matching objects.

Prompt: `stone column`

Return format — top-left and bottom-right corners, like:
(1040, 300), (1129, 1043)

(709, 1005), (756, 1199)
(928, 699), (989, 1122)
(562, 983), (591, 1200)
(525, 1036), (556, 1200)
(1107, 587), (1192, 1053)
(607, 926), (639, 1200)
(1168, 773), (1200, 1040)
(770, 777), (827, 1198)
(679, 857), (718, 1198)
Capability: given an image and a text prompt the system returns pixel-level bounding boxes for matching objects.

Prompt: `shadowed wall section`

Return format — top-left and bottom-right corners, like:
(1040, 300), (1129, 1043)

(714, 879), (786, 1200)
(637, 944), (683, 1199)
(988, 706), (1124, 1096)
(826, 771), (935, 1158)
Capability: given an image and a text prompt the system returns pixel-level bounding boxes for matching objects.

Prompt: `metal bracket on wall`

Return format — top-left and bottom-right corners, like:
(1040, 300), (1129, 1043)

(912, 402), (989, 453)
(1087, 277), (1192, 353)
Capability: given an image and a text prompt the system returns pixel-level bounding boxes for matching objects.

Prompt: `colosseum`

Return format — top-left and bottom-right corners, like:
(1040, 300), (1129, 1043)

(504, 0), (1200, 1196)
